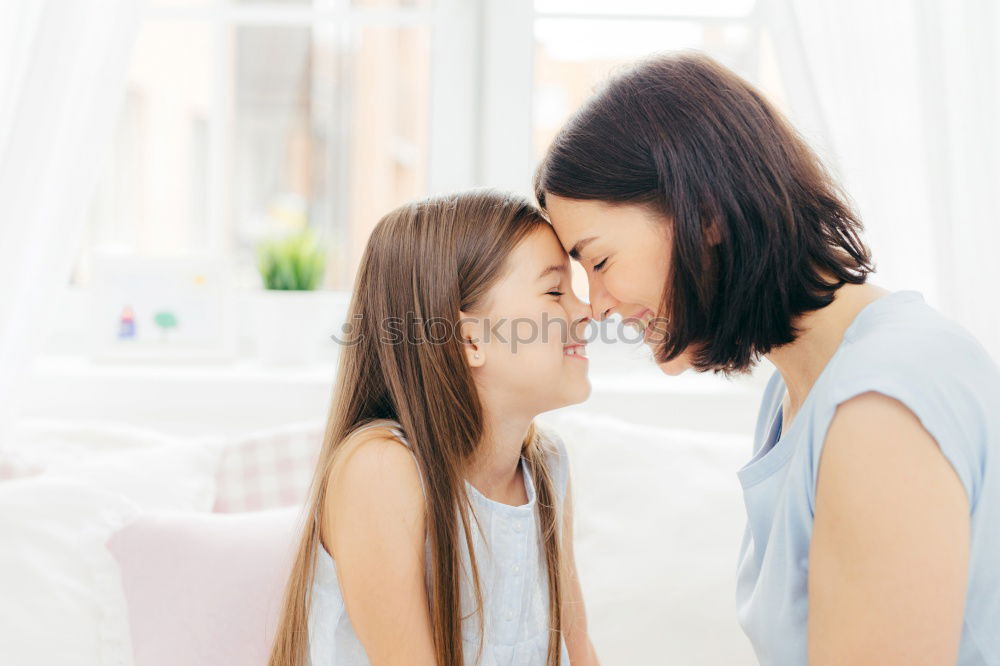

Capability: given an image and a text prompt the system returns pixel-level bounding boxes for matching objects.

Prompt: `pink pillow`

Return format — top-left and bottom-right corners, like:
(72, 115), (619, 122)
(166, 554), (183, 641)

(106, 506), (308, 666)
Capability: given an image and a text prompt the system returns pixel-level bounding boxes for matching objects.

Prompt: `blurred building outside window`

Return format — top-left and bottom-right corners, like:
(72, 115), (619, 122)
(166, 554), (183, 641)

(78, 0), (432, 292)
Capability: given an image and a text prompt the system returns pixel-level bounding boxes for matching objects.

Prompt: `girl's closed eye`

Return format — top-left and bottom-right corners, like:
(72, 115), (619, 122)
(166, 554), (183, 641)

(593, 257), (608, 272)
(547, 288), (565, 297)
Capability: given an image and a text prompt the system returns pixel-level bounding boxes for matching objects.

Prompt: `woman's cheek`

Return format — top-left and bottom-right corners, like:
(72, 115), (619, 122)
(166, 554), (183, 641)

(617, 264), (665, 313)
(605, 272), (636, 308)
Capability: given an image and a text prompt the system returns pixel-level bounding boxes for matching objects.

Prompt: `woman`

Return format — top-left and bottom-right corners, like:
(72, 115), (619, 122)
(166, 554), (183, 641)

(268, 190), (600, 666)
(535, 52), (1000, 665)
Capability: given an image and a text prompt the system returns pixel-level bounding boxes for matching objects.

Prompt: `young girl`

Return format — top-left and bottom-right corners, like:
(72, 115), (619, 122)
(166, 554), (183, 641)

(268, 190), (600, 666)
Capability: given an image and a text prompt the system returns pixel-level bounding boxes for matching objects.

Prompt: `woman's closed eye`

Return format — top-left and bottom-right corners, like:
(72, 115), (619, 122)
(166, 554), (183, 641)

(593, 257), (608, 272)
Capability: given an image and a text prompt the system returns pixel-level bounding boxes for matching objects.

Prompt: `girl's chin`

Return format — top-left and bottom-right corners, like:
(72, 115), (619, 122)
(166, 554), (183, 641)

(553, 380), (592, 411)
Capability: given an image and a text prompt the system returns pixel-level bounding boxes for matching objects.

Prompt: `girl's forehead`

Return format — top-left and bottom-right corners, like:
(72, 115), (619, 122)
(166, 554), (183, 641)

(488, 228), (567, 295)
(518, 225), (570, 265)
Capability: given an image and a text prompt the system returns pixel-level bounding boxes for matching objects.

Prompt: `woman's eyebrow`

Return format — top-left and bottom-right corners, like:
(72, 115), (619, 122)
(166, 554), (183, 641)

(568, 236), (598, 260)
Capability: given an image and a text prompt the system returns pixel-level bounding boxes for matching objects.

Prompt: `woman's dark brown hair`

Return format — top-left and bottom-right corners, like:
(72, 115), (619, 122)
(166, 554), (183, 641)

(535, 51), (875, 375)
(268, 189), (564, 666)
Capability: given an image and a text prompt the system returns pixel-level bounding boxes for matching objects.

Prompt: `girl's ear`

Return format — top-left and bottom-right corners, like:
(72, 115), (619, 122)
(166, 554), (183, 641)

(458, 310), (486, 368)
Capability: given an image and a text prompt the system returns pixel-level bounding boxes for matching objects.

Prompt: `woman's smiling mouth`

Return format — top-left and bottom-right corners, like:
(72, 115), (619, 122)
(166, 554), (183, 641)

(624, 309), (655, 336)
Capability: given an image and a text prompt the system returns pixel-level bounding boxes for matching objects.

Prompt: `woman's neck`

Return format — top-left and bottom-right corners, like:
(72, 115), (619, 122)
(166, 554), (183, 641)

(764, 280), (891, 427)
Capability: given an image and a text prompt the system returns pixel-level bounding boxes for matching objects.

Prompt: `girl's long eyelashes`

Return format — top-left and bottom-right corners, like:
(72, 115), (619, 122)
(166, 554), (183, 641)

(593, 257), (608, 272)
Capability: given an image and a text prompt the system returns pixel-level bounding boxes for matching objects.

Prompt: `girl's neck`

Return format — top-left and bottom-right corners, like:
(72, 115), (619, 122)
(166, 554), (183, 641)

(463, 410), (532, 506)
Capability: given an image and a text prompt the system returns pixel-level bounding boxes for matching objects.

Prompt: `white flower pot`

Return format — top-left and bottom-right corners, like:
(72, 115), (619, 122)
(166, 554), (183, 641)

(253, 289), (328, 366)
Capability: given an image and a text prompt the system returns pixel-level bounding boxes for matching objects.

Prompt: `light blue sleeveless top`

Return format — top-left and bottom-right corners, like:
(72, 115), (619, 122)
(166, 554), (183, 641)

(736, 289), (1000, 665)
(307, 419), (571, 665)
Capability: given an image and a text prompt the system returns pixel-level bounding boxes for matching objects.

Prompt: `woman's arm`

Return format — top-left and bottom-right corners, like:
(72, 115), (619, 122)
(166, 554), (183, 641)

(323, 432), (437, 666)
(808, 391), (970, 665)
(561, 474), (601, 666)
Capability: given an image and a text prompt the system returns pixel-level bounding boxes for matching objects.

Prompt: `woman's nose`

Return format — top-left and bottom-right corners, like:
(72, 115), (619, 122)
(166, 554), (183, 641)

(589, 278), (618, 321)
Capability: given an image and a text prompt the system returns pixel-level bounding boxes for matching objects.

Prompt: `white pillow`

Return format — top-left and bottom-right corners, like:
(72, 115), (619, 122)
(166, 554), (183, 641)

(536, 411), (757, 666)
(2, 418), (224, 511)
(46, 439), (224, 512)
(5, 418), (182, 458)
(0, 477), (140, 666)
(0, 422), (226, 666)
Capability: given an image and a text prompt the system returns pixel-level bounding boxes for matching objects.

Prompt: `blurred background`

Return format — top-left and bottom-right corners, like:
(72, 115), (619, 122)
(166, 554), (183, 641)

(1, 0), (997, 437)
(1, 3), (997, 664)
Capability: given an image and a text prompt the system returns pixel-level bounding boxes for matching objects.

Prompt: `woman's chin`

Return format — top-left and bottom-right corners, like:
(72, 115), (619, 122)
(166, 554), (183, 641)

(656, 358), (690, 376)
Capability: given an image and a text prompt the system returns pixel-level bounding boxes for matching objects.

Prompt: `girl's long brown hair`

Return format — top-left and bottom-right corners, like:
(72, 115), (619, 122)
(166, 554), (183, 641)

(268, 189), (564, 666)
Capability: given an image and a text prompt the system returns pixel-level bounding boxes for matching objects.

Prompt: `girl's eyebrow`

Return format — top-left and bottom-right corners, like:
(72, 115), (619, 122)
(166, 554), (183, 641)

(568, 236), (598, 260)
(536, 264), (567, 280)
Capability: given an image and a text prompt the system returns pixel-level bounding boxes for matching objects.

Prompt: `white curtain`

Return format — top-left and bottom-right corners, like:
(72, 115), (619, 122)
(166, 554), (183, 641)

(0, 0), (143, 446)
(765, 0), (1000, 360)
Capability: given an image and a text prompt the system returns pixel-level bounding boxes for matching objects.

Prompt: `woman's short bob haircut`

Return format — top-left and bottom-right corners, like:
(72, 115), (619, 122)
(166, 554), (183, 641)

(534, 51), (875, 376)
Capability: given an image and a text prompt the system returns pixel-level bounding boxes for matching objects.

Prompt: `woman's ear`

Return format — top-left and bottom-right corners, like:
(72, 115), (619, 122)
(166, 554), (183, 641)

(458, 310), (486, 368)
(704, 216), (722, 246)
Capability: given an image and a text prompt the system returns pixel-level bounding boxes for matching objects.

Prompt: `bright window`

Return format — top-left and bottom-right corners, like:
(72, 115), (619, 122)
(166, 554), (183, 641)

(77, 0), (433, 290)
(72, 0), (789, 299)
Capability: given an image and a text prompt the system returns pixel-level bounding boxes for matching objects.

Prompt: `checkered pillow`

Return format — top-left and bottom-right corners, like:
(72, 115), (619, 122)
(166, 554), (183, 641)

(213, 420), (325, 513)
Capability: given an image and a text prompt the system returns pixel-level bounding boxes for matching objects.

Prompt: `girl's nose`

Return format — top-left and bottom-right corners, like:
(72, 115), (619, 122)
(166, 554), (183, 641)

(570, 298), (592, 342)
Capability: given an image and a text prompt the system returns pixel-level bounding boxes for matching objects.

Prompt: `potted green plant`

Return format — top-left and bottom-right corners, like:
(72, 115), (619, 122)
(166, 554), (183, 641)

(254, 228), (328, 365)
(256, 229), (326, 292)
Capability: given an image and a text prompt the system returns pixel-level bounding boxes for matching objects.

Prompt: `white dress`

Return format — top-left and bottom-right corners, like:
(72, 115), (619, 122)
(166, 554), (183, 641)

(307, 419), (572, 666)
